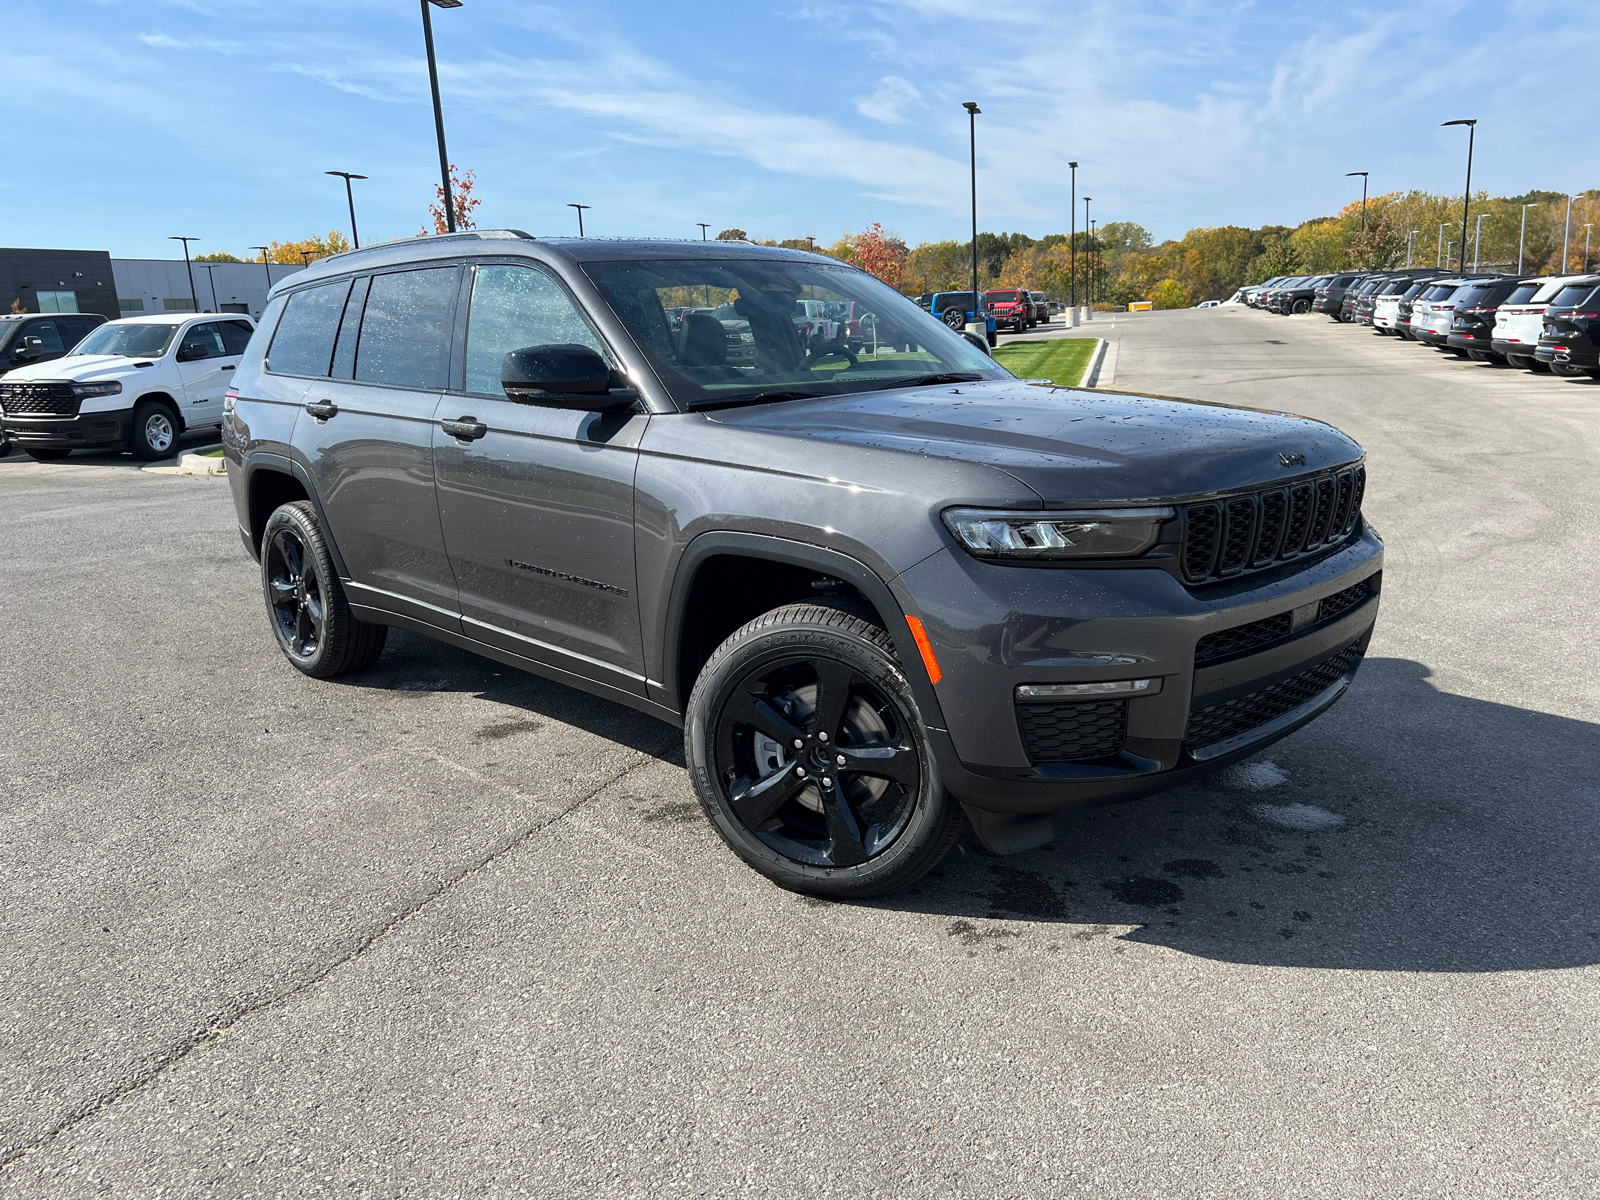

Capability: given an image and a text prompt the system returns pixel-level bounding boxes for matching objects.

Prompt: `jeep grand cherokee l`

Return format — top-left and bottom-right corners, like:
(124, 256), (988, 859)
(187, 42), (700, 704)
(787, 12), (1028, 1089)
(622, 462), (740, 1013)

(225, 232), (1382, 898)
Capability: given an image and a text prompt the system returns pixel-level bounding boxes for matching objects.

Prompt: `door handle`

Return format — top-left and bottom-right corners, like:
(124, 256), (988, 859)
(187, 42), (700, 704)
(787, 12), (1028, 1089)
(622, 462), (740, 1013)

(304, 400), (338, 420)
(219, 364), (235, 371)
(441, 416), (488, 441)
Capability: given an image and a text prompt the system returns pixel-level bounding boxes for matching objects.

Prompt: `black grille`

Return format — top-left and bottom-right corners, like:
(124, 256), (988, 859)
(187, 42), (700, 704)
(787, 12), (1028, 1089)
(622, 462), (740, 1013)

(1184, 647), (1360, 750)
(1180, 466), (1365, 585)
(1017, 699), (1127, 765)
(1318, 573), (1377, 623)
(0, 382), (80, 417)
(1194, 613), (1293, 666)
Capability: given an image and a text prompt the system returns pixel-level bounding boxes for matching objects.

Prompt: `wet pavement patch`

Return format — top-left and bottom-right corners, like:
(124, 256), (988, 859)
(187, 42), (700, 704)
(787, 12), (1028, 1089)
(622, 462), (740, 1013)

(948, 919), (1022, 948)
(641, 801), (701, 824)
(1101, 876), (1184, 908)
(985, 866), (1071, 919)
(476, 718), (542, 740)
(1162, 858), (1225, 881)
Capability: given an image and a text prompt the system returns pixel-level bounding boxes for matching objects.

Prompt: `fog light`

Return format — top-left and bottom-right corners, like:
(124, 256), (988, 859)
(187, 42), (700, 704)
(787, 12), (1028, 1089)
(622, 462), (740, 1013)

(1015, 678), (1162, 699)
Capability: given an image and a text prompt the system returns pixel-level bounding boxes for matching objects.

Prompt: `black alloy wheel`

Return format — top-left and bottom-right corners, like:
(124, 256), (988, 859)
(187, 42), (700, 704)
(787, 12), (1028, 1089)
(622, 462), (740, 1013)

(686, 602), (963, 897)
(259, 501), (387, 678)
(941, 307), (966, 330)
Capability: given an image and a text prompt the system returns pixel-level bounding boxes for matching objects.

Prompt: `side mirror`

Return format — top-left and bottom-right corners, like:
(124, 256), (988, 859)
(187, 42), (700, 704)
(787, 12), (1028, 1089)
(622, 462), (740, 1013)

(502, 344), (635, 410)
(176, 342), (208, 362)
(959, 330), (992, 357)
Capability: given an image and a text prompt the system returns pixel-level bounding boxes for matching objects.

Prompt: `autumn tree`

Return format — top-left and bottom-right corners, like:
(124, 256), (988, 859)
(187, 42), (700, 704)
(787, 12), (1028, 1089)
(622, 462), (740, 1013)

(266, 232), (352, 264)
(840, 223), (909, 289)
(195, 251), (242, 262)
(716, 228), (749, 242)
(423, 165), (481, 235)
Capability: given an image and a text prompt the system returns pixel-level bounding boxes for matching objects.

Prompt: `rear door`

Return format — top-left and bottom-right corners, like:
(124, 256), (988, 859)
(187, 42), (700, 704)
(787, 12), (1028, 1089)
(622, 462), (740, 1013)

(294, 266), (463, 629)
(432, 260), (648, 694)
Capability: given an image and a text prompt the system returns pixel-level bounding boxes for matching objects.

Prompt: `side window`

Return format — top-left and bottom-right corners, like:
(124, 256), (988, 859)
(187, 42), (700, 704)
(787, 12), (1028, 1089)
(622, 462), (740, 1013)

(26, 321), (66, 354)
(220, 321), (255, 356)
(266, 281), (351, 376)
(354, 267), (459, 390)
(181, 323), (228, 360)
(463, 264), (609, 396)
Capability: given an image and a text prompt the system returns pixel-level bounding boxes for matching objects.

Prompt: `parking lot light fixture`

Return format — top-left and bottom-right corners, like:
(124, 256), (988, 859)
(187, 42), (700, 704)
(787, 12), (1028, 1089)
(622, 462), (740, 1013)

(1563, 195), (1573, 272)
(1518, 204), (1537, 274)
(1346, 171), (1369, 232)
(567, 204), (590, 236)
(1083, 198), (1092, 304)
(421, 0), (462, 234)
(1441, 119), (1477, 277)
(696, 223), (709, 241)
(1068, 161), (1078, 308)
(1437, 222), (1454, 269)
(325, 171), (367, 249)
(168, 236), (200, 314)
(1473, 213), (1487, 271)
(962, 102), (981, 326)
(1406, 229), (1421, 267)
(1585, 224), (1595, 272)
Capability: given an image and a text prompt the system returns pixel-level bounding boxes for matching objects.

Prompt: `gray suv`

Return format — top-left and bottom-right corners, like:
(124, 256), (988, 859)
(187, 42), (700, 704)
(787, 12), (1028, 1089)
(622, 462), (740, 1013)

(224, 231), (1383, 898)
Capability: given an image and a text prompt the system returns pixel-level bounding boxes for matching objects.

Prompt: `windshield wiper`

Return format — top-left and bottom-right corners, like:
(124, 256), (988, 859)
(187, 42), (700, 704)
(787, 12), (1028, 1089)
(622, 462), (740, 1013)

(865, 372), (986, 390)
(687, 390), (822, 411)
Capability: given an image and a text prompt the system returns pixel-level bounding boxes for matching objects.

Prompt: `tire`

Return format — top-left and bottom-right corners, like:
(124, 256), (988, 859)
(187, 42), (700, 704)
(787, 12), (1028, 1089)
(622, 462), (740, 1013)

(1292, 300), (1310, 315)
(25, 447), (70, 461)
(684, 601), (964, 898)
(260, 501), (387, 678)
(1551, 362), (1586, 378)
(1467, 349), (1497, 363)
(1523, 357), (1551, 373)
(129, 400), (180, 460)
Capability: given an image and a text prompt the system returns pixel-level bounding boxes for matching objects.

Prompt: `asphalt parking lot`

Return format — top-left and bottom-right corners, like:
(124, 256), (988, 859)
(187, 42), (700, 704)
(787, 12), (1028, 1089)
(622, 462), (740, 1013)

(3, 311), (1598, 1198)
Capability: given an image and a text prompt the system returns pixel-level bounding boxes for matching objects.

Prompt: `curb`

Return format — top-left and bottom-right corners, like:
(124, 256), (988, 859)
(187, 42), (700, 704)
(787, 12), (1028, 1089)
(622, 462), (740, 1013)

(1078, 338), (1107, 387)
(143, 447), (226, 476)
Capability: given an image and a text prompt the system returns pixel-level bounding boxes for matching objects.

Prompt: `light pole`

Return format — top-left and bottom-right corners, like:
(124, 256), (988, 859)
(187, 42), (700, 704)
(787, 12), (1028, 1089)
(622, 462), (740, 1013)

(1473, 212), (1487, 271)
(962, 101), (981, 331)
(1068, 160), (1078, 308)
(696, 223), (709, 241)
(1585, 224), (1595, 272)
(420, 0), (462, 234)
(1083, 198), (1092, 304)
(1441, 118), (1476, 277)
(805, 235), (815, 252)
(1518, 203), (1537, 274)
(567, 203), (590, 236)
(1406, 229), (1420, 267)
(299, 250), (314, 266)
(1346, 171), (1369, 231)
(1563, 195), (1573, 272)
(1437, 223), (1454, 269)
(168, 236), (199, 313)
(325, 171), (366, 248)
(250, 246), (271, 299)
(198, 263), (219, 312)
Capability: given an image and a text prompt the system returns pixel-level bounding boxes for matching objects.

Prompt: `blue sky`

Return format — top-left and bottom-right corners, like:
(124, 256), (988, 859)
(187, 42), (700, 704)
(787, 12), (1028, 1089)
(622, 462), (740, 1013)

(5, 0), (1596, 258)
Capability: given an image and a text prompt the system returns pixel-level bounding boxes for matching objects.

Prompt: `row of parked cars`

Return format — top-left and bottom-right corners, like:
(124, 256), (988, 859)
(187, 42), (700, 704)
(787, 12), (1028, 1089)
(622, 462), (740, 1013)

(1237, 270), (1600, 377)
(913, 289), (1053, 343)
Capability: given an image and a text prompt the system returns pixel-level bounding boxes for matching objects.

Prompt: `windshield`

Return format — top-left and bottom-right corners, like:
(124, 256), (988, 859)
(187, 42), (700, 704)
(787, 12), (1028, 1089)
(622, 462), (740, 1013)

(984, 290), (1025, 303)
(583, 258), (1004, 410)
(71, 321), (183, 359)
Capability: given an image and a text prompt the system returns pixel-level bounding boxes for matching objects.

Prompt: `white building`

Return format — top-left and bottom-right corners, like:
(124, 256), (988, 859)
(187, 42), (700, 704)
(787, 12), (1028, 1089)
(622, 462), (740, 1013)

(111, 259), (307, 321)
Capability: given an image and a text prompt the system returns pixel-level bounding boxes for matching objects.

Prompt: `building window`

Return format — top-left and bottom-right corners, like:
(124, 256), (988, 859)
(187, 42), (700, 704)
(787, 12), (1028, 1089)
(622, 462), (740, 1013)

(37, 291), (79, 313)
(163, 298), (196, 311)
(119, 298), (146, 312)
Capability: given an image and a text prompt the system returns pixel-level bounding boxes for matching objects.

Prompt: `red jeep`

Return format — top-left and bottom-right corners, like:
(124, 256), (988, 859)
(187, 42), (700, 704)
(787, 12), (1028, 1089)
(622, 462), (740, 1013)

(983, 289), (1031, 334)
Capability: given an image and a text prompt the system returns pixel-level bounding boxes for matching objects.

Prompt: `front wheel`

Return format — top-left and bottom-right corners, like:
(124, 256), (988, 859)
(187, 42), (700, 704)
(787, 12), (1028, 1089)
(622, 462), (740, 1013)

(260, 501), (387, 678)
(1292, 300), (1311, 314)
(129, 401), (179, 460)
(685, 602), (964, 898)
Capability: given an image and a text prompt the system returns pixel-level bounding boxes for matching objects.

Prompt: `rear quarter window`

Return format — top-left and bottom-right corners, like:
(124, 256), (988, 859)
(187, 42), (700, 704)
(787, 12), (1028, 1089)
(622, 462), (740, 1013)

(267, 281), (353, 377)
(1504, 284), (1539, 305)
(1550, 284), (1598, 308)
(353, 267), (460, 390)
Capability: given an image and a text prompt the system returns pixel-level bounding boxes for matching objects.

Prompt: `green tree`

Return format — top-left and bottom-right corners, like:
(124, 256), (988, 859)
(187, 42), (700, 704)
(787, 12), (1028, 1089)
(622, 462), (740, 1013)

(1150, 278), (1192, 309)
(194, 251), (242, 263)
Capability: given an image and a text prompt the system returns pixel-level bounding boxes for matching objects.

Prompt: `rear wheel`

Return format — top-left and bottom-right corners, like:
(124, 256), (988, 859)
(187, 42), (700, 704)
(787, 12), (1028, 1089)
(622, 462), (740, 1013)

(685, 602), (963, 898)
(260, 501), (387, 678)
(1551, 363), (1586, 378)
(25, 447), (70, 461)
(1467, 349), (1497, 363)
(129, 401), (179, 460)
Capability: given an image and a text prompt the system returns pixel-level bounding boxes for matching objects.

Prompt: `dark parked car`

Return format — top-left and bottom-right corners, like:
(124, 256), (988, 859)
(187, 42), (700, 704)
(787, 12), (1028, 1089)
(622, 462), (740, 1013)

(1534, 277), (1600, 378)
(1313, 274), (1363, 319)
(1444, 279), (1525, 361)
(1396, 279), (1451, 340)
(1029, 291), (1050, 324)
(983, 288), (1033, 333)
(930, 291), (997, 345)
(225, 232), (1382, 898)
(1340, 276), (1388, 324)
(1270, 275), (1331, 315)
(0, 312), (106, 377)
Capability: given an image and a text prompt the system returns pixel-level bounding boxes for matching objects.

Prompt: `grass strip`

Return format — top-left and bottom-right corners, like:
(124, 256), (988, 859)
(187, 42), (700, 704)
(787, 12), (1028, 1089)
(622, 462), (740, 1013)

(991, 338), (1098, 387)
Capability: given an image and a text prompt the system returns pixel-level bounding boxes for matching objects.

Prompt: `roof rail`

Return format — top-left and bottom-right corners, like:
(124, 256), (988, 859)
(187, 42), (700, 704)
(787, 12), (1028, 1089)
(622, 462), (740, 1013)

(319, 228), (536, 265)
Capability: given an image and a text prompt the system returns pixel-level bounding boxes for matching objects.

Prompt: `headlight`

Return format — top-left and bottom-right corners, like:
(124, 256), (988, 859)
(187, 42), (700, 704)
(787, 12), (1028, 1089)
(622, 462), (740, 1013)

(71, 381), (122, 397)
(942, 506), (1175, 559)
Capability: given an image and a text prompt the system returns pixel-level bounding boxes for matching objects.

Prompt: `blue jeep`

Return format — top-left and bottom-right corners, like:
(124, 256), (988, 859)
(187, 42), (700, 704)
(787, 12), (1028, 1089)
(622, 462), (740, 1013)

(930, 291), (997, 347)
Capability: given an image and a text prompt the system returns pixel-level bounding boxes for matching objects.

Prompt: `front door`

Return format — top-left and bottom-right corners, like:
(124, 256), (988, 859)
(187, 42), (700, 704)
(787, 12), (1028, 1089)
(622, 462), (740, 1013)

(292, 267), (463, 629)
(433, 262), (648, 695)
(173, 320), (238, 425)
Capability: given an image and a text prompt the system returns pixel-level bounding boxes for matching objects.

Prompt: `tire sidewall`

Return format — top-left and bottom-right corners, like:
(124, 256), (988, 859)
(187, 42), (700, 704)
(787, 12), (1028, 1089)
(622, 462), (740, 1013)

(260, 502), (339, 675)
(130, 401), (178, 460)
(686, 615), (952, 897)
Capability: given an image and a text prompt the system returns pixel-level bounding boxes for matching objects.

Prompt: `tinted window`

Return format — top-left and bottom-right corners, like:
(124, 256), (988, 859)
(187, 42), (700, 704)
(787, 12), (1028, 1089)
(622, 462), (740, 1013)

(1451, 286), (1492, 308)
(330, 277), (369, 380)
(267, 281), (351, 376)
(354, 267), (458, 390)
(1402, 283), (1427, 300)
(1504, 284), (1540, 305)
(220, 320), (254, 355)
(24, 321), (66, 355)
(180, 323), (227, 359)
(464, 264), (608, 397)
(1550, 284), (1599, 308)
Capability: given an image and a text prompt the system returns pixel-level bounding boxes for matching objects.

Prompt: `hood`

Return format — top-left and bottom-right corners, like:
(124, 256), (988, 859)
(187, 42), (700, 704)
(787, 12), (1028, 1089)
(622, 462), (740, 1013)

(708, 379), (1362, 504)
(1, 355), (152, 384)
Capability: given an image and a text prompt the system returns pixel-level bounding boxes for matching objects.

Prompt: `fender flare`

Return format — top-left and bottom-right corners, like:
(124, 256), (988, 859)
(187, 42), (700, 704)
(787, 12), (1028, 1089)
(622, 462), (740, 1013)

(240, 451), (351, 580)
(658, 530), (948, 731)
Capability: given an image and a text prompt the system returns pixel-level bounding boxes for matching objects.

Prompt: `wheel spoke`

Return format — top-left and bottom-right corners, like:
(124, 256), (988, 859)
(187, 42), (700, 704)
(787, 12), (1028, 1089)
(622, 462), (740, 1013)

(281, 538), (303, 579)
(292, 604), (312, 655)
(268, 574), (297, 600)
(725, 688), (805, 746)
(809, 659), (857, 742)
(838, 743), (919, 788)
(819, 778), (869, 867)
(730, 765), (809, 827)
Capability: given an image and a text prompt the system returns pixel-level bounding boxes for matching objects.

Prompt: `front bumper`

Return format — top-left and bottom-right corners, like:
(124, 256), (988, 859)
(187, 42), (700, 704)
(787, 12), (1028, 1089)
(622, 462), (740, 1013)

(0, 408), (133, 449)
(901, 528), (1384, 813)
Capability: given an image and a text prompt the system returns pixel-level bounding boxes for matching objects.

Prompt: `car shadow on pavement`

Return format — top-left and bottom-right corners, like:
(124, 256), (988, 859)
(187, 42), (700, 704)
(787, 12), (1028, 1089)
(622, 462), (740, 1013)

(873, 656), (1600, 975)
(345, 628), (683, 763)
(0, 433), (220, 469)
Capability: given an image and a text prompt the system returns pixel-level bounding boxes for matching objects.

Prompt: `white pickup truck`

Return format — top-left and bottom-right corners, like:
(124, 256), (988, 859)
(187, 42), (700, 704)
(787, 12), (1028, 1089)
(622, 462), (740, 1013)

(0, 313), (254, 461)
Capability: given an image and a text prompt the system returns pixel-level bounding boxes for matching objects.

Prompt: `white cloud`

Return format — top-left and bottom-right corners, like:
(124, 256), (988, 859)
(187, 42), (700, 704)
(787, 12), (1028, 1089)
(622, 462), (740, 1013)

(855, 75), (921, 125)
